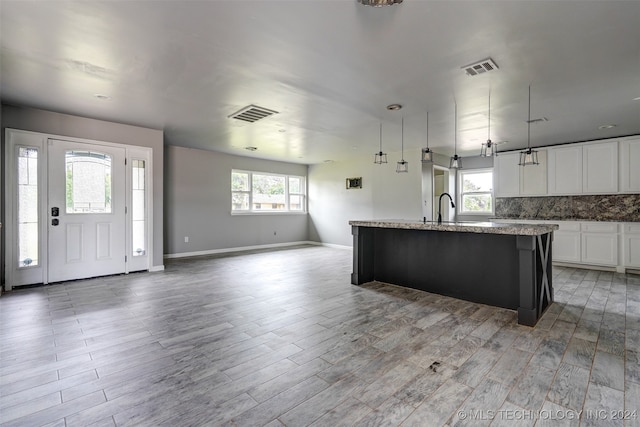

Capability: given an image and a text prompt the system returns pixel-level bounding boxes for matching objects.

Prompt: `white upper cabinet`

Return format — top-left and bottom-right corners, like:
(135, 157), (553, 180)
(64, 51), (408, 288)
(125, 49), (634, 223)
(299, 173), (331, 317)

(494, 152), (520, 197)
(494, 150), (547, 197)
(520, 149), (547, 195)
(548, 145), (583, 195)
(583, 141), (618, 193)
(620, 137), (640, 193)
(498, 137), (629, 197)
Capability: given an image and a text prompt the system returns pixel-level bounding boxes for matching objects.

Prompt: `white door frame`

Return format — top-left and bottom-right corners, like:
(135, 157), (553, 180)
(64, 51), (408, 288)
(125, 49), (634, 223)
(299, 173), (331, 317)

(4, 128), (153, 291)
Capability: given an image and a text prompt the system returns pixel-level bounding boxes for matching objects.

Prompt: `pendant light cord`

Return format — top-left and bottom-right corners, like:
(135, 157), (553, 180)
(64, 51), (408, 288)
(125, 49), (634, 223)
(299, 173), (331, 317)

(379, 123), (383, 152)
(401, 117), (404, 160)
(487, 90), (491, 142)
(426, 112), (429, 149)
(527, 85), (531, 150)
(454, 102), (457, 155)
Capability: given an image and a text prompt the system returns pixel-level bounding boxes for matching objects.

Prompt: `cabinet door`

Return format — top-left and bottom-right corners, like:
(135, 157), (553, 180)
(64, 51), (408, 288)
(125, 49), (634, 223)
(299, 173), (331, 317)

(581, 233), (618, 266)
(494, 152), (520, 197)
(553, 231), (581, 263)
(548, 146), (582, 194)
(583, 141), (618, 193)
(624, 235), (640, 268)
(623, 224), (640, 268)
(620, 137), (640, 192)
(520, 149), (547, 195)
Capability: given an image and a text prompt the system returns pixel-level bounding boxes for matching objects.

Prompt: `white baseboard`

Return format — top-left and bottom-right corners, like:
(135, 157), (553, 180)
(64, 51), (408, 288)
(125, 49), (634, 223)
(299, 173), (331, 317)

(164, 241), (335, 259)
(553, 261), (616, 272)
(316, 242), (352, 250)
(149, 265), (165, 272)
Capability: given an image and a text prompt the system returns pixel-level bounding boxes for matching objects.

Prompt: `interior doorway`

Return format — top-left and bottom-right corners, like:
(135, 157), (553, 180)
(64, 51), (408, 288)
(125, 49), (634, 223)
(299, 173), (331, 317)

(433, 165), (455, 222)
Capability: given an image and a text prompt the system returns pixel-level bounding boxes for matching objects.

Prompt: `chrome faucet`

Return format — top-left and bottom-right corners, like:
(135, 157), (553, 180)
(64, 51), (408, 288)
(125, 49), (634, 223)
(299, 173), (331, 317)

(437, 192), (455, 225)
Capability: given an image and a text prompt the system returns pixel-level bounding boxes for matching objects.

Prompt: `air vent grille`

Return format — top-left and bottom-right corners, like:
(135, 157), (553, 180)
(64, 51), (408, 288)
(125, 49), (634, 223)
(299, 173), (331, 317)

(462, 58), (499, 76)
(228, 105), (279, 123)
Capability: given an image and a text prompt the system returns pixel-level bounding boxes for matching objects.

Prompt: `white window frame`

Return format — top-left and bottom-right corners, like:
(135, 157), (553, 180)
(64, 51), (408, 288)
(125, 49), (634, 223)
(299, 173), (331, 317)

(231, 169), (307, 214)
(458, 168), (494, 215)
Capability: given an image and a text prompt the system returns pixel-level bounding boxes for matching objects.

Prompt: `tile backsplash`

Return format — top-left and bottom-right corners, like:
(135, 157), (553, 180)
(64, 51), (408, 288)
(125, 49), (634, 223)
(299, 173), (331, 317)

(495, 194), (640, 222)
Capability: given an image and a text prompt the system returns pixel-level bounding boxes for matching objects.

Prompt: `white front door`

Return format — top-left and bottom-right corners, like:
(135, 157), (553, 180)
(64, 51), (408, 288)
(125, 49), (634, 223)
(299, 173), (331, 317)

(47, 139), (127, 282)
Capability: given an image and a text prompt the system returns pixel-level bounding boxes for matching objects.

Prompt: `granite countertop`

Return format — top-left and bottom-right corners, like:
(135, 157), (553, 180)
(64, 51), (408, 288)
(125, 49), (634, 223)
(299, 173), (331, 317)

(349, 219), (559, 236)
(490, 216), (635, 223)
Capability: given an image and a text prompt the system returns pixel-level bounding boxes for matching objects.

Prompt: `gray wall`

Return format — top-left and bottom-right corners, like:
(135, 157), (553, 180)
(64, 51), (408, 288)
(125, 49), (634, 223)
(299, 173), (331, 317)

(1, 104), (165, 269)
(164, 145), (309, 255)
(308, 148), (423, 247)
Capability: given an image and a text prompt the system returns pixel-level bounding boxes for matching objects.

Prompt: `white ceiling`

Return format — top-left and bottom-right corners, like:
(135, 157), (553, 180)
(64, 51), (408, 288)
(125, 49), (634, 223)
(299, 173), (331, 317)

(1, 0), (639, 165)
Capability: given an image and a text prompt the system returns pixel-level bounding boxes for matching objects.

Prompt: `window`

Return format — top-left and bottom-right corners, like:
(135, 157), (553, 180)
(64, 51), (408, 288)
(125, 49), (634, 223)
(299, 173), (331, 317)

(232, 170), (306, 213)
(17, 146), (39, 267)
(459, 169), (493, 214)
(131, 159), (146, 257)
(65, 150), (112, 213)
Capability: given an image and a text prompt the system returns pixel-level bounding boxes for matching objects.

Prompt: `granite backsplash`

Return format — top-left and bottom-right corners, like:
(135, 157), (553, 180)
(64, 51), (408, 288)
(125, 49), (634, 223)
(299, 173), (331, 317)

(495, 194), (640, 222)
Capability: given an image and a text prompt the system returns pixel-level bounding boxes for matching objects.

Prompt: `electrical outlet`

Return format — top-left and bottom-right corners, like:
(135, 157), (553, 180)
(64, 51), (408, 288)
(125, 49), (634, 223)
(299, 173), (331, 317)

(184, 236), (189, 243)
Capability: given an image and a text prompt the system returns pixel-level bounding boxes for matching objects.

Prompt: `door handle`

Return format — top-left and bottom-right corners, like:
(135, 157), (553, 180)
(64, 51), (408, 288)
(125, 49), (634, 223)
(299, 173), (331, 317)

(52, 219), (59, 226)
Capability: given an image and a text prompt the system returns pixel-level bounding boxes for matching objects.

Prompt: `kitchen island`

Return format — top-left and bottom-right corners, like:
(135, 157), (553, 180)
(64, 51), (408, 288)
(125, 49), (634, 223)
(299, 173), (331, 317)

(350, 220), (559, 326)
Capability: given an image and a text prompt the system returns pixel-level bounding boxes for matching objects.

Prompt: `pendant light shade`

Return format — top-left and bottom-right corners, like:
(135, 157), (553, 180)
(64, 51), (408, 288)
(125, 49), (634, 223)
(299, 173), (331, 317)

(449, 102), (462, 169)
(374, 123), (388, 164)
(480, 91), (498, 157)
(421, 112), (433, 163)
(519, 85), (539, 166)
(396, 117), (409, 173)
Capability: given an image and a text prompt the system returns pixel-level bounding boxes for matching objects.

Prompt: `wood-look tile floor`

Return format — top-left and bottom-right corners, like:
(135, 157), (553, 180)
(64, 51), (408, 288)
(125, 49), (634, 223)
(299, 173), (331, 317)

(1, 245), (639, 427)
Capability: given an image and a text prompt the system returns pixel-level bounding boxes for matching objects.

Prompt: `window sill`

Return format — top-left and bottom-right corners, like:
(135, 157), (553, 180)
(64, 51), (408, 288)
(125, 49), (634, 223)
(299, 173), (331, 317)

(459, 211), (495, 216)
(231, 211), (308, 216)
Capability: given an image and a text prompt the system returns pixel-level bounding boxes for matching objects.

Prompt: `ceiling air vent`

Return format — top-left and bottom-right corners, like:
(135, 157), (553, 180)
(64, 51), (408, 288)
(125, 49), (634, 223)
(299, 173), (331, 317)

(228, 104), (279, 123)
(462, 58), (499, 76)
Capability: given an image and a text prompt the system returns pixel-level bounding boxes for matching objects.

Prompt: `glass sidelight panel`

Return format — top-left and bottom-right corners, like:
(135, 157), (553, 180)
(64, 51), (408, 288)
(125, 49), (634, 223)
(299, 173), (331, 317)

(66, 151), (112, 213)
(17, 147), (39, 267)
(132, 159), (146, 256)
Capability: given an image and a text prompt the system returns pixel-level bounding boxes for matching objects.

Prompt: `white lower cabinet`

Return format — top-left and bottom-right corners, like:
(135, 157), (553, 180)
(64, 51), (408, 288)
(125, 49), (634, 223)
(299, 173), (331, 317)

(623, 224), (640, 268)
(494, 219), (626, 269)
(580, 223), (618, 266)
(554, 222), (582, 263)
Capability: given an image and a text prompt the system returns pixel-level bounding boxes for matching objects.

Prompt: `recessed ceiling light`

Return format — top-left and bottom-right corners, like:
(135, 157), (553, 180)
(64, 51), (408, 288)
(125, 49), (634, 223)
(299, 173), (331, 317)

(598, 124), (616, 130)
(94, 94), (111, 100)
(245, 146), (258, 151)
(386, 104), (402, 111)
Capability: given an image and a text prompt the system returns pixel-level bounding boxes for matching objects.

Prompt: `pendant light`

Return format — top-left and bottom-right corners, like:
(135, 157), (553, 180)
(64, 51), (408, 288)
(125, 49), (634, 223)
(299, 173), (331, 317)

(480, 91), (498, 157)
(396, 117), (409, 173)
(374, 123), (388, 164)
(449, 102), (462, 169)
(519, 85), (539, 166)
(421, 112), (433, 163)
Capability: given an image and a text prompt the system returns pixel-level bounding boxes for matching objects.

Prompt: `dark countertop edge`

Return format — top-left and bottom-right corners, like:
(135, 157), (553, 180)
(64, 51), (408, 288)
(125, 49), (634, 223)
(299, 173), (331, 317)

(349, 220), (559, 236)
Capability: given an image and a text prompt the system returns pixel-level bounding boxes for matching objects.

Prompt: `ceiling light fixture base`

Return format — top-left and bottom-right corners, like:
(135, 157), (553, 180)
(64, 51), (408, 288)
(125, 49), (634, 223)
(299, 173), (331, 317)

(358, 0), (403, 7)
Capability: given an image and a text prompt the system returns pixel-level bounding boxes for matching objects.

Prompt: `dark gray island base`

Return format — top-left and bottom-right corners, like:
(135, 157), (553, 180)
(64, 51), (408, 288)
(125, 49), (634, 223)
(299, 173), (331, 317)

(350, 220), (559, 326)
